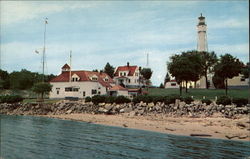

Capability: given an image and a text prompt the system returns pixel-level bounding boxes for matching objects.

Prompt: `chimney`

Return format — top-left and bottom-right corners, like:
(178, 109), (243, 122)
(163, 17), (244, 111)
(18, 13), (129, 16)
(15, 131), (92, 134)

(127, 62), (129, 67)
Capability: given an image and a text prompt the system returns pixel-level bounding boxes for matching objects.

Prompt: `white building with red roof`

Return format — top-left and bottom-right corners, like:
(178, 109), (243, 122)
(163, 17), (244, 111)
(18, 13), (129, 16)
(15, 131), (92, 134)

(113, 62), (142, 88)
(49, 64), (115, 98)
(165, 79), (180, 89)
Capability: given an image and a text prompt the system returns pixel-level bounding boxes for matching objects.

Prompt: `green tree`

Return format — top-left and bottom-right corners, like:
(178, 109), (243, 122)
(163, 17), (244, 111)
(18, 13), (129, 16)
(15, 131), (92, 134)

(9, 69), (34, 89)
(200, 51), (218, 89)
(140, 68), (153, 88)
(214, 54), (244, 95)
(159, 83), (164, 88)
(168, 51), (203, 94)
(104, 62), (115, 78)
(241, 62), (249, 79)
(32, 82), (52, 101)
(0, 69), (10, 89)
(164, 72), (170, 85)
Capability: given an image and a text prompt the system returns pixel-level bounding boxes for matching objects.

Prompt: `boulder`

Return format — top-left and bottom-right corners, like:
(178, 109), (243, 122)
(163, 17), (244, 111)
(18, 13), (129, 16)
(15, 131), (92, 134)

(124, 107), (133, 113)
(98, 107), (108, 113)
(104, 104), (113, 111)
(147, 102), (155, 107)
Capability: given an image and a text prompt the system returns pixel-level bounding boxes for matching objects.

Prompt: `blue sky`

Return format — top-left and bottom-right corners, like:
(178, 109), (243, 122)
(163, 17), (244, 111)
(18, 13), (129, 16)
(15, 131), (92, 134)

(0, 1), (249, 86)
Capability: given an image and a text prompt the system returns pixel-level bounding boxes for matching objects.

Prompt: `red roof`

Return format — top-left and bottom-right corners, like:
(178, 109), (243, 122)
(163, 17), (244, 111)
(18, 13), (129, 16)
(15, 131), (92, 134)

(62, 64), (70, 69)
(114, 65), (137, 77)
(109, 85), (128, 91)
(50, 70), (114, 87)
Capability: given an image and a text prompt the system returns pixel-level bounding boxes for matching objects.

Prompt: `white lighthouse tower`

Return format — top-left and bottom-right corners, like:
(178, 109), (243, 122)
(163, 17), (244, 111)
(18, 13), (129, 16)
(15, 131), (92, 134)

(197, 13), (208, 52)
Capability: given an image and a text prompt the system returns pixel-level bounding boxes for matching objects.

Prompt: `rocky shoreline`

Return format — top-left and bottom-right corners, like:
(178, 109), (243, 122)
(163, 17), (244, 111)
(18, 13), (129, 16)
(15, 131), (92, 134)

(1, 100), (249, 141)
(1, 100), (249, 119)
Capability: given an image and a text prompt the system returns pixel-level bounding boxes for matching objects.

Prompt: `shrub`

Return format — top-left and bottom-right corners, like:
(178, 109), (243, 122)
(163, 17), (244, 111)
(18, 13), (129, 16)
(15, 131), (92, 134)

(152, 96), (165, 104)
(232, 98), (248, 107)
(182, 96), (194, 104)
(85, 96), (92, 102)
(164, 94), (180, 105)
(216, 96), (231, 105)
(114, 96), (131, 104)
(91, 95), (106, 105)
(105, 96), (116, 104)
(0, 95), (23, 103)
(132, 95), (153, 104)
(201, 99), (212, 105)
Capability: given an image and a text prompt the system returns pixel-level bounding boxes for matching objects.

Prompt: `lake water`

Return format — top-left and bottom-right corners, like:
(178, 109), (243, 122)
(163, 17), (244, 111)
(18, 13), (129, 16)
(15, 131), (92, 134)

(0, 115), (249, 159)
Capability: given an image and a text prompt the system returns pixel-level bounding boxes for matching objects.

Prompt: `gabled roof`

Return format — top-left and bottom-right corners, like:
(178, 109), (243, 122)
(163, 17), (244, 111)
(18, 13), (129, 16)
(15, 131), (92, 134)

(50, 70), (114, 87)
(109, 85), (128, 91)
(114, 65), (137, 76)
(62, 64), (70, 69)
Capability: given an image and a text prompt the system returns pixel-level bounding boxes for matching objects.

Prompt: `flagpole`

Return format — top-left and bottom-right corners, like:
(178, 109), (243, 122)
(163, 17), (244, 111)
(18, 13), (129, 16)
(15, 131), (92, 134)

(69, 50), (72, 83)
(42, 18), (48, 82)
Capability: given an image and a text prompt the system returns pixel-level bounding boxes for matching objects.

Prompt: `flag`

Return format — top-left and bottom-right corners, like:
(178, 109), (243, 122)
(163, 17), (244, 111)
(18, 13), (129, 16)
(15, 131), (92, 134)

(45, 18), (48, 24)
(35, 50), (39, 54)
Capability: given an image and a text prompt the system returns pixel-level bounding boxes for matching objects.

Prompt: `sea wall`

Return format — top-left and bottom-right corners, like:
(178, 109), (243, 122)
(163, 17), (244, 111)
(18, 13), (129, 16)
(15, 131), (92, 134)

(0, 100), (249, 118)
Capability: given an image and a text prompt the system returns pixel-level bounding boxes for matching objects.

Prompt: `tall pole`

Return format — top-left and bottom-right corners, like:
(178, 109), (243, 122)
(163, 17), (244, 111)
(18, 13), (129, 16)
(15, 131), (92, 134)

(42, 18), (48, 82)
(69, 50), (72, 83)
(146, 53), (149, 68)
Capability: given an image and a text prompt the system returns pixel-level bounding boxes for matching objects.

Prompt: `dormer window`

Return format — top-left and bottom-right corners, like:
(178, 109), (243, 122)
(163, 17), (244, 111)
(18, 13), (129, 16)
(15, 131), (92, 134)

(120, 72), (122, 76)
(91, 75), (98, 81)
(104, 77), (109, 82)
(72, 74), (80, 82)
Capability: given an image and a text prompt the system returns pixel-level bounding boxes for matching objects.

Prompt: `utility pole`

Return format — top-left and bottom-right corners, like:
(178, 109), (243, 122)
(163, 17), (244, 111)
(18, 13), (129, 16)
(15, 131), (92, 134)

(69, 50), (72, 83)
(42, 18), (48, 82)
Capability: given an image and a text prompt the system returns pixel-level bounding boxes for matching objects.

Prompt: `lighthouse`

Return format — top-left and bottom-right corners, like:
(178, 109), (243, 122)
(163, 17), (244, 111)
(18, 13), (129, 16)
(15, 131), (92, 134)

(197, 13), (208, 52)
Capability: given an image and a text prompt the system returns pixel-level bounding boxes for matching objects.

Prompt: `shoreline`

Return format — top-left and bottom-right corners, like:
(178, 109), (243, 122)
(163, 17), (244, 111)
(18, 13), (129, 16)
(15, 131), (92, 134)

(42, 113), (250, 141)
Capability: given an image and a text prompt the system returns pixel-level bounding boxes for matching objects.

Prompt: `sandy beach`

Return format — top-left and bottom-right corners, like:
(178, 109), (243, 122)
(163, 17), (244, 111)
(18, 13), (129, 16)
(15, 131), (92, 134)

(44, 113), (250, 141)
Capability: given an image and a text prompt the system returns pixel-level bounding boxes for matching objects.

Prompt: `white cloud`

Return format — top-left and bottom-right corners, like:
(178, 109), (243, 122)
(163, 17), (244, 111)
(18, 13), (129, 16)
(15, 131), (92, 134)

(208, 18), (249, 29)
(0, 1), (98, 25)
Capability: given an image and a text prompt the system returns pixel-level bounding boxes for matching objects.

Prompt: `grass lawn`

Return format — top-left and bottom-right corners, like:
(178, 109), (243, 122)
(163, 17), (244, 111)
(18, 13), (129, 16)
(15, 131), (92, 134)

(146, 88), (249, 100)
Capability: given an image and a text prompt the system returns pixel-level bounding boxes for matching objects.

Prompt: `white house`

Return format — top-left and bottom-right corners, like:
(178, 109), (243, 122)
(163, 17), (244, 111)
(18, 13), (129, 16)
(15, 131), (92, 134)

(113, 62), (142, 88)
(49, 64), (115, 99)
(165, 80), (180, 89)
(108, 85), (129, 97)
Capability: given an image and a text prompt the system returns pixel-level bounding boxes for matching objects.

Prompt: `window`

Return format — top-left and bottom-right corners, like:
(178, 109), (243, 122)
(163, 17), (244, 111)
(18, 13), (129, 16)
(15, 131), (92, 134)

(120, 72), (122, 76)
(92, 77), (98, 81)
(57, 90), (59, 95)
(83, 91), (85, 97)
(104, 78), (109, 82)
(65, 87), (79, 92)
(171, 83), (176, 86)
(72, 88), (79, 92)
(92, 89), (97, 95)
(98, 91), (101, 95)
(128, 79), (131, 83)
(124, 72), (126, 76)
(65, 87), (72, 92)
(241, 78), (245, 81)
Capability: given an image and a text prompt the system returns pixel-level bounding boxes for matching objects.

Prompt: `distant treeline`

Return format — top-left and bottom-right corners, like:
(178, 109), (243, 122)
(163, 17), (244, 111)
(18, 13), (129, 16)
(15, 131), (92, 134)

(0, 69), (56, 90)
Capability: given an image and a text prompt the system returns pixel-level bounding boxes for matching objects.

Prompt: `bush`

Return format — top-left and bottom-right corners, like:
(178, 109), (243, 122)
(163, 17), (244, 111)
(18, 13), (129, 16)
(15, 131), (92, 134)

(0, 95), (23, 103)
(91, 95), (106, 105)
(232, 98), (248, 107)
(201, 99), (212, 105)
(182, 96), (194, 104)
(152, 96), (165, 104)
(114, 96), (131, 104)
(132, 95), (153, 104)
(164, 94), (180, 105)
(85, 96), (92, 102)
(105, 96), (116, 104)
(216, 96), (232, 105)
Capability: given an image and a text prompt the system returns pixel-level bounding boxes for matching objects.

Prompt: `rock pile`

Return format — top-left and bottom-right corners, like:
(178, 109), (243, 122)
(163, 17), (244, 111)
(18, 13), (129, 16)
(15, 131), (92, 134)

(0, 100), (249, 118)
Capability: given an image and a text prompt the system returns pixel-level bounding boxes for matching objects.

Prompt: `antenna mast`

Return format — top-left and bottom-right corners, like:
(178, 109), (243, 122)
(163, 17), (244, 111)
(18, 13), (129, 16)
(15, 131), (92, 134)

(146, 53), (149, 68)
(42, 18), (48, 82)
(69, 50), (72, 83)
